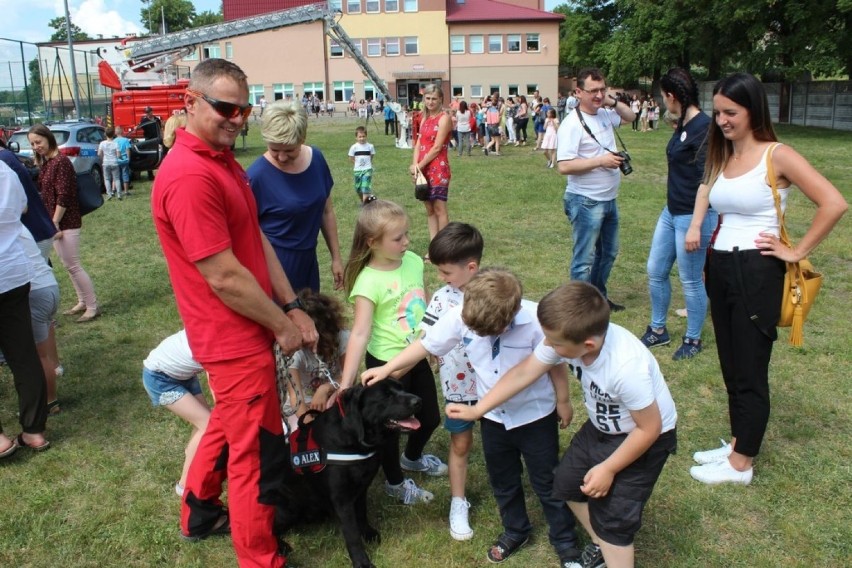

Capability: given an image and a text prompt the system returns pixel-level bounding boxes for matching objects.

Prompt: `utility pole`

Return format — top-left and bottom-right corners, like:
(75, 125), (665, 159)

(63, 0), (82, 119)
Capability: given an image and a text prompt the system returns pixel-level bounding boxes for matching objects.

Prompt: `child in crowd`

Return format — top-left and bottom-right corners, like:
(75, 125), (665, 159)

(339, 199), (446, 505)
(97, 127), (122, 200)
(419, 222), (483, 540)
(347, 126), (377, 205)
(142, 330), (211, 497)
(284, 289), (349, 431)
(542, 108), (560, 169)
(114, 129), (132, 197)
(363, 269), (582, 567)
(448, 281), (678, 568)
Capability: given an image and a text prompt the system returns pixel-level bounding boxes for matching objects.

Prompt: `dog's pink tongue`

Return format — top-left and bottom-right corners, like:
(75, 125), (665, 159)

(397, 417), (421, 430)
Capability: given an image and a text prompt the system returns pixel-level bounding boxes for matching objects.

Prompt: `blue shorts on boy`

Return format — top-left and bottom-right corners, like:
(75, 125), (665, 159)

(420, 284), (477, 433)
(534, 323), (678, 546)
(421, 299), (578, 553)
(142, 330), (204, 407)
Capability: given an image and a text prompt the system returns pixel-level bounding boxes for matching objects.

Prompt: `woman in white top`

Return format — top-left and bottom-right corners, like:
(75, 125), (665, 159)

(455, 100), (473, 157)
(685, 72), (847, 486)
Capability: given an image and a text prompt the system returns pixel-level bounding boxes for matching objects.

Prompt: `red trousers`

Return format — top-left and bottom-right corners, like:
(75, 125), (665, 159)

(181, 348), (288, 568)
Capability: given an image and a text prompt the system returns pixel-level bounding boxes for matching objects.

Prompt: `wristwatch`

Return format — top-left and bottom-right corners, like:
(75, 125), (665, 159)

(282, 298), (305, 313)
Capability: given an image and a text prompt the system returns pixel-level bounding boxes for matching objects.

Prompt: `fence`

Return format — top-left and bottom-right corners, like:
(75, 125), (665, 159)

(698, 80), (852, 132)
(0, 38), (39, 126)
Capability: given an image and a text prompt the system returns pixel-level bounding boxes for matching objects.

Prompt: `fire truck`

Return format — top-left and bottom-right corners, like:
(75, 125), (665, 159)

(97, 4), (394, 136)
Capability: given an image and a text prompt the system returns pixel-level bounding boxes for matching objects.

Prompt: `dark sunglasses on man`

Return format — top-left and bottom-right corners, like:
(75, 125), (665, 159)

(186, 88), (253, 120)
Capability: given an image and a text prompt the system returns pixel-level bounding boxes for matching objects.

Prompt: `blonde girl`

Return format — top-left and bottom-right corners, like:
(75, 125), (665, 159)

(541, 108), (559, 168)
(409, 84), (452, 246)
(340, 200), (446, 504)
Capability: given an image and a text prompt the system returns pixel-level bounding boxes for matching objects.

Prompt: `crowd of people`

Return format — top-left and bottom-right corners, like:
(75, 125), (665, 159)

(1, 57), (847, 568)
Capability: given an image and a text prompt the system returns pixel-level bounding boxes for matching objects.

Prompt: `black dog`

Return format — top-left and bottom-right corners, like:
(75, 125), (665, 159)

(276, 380), (421, 568)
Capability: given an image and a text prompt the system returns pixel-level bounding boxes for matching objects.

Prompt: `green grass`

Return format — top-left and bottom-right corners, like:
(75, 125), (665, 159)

(1, 117), (850, 567)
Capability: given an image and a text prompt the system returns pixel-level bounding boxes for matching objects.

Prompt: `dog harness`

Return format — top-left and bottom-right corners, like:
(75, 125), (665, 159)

(288, 399), (376, 475)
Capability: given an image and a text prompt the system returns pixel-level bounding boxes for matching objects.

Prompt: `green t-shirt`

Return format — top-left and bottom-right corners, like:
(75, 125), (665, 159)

(349, 251), (427, 361)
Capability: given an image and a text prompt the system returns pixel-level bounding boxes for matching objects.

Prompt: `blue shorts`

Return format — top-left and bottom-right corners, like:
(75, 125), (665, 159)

(119, 163), (130, 183)
(443, 399), (477, 433)
(142, 367), (202, 407)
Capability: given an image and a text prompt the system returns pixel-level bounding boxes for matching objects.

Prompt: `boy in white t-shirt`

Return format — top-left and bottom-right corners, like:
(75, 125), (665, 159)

(448, 281), (678, 568)
(363, 269), (582, 567)
(418, 222), (483, 541)
(347, 126), (376, 205)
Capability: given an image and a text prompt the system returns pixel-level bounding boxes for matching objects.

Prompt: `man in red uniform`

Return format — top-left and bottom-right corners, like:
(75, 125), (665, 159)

(152, 58), (317, 568)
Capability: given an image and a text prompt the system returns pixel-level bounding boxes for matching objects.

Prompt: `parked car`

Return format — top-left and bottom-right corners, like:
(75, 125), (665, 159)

(8, 120), (163, 186)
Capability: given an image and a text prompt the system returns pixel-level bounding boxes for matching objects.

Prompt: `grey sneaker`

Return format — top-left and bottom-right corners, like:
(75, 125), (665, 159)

(640, 326), (670, 348)
(400, 453), (448, 476)
(580, 542), (606, 568)
(673, 337), (702, 360)
(384, 478), (434, 505)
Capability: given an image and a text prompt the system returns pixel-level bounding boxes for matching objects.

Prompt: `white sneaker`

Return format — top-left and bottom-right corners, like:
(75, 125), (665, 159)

(385, 478), (434, 505)
(693, 439), (732, 464)
(449, 498), (473, 541)
(175, 482), (185, 497)
(690, 459), (753, 485)
(55, 364), (65, 378)
(400, 453), (448, 476)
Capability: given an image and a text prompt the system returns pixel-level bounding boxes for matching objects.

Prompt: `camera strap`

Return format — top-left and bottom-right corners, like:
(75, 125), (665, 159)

(575, 107), (629, 155)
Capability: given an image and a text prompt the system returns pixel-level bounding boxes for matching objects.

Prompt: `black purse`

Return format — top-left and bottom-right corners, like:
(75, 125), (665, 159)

(414, 169), (430, 201)
(76, 171), (104, 216)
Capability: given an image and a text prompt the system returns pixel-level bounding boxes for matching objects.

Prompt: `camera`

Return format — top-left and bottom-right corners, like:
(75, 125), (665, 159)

(614, 151), (633, 176)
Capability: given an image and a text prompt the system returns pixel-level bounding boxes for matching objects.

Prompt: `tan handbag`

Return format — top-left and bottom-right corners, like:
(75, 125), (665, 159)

(766, 144), (823, 347)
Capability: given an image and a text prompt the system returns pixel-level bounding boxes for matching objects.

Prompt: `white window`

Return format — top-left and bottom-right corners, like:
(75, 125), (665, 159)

(367, 38), (381, 57)
(450, 35), (465, 54)
(471, 85), (483, 98)
(249, 85), (264, 105)
(183, 48), (198, 61)
(507, 34), (521, 53)
(366, 0), (380, 12)
(452, 85), (464, 97)
(385, 0), (399, 11)
(225, 42), (233, 59)
(469, 35), (484, 54)
(91, 79), (106, 96)
(526, 84), (538, 95)
(203, 43), (220, 59)
(403, 0), (417, 12)
(303, 82), (325, 98)
(404, 37), (418, 55)
(508, 84), (519, 96)
(385, 37), (400, 56)
(488, 35), (502, 53)
(489, 85), (500, 96)
(329, 0), (343, 10)
(330, 39), (344, 58)
(273, 83), (294, 100)
(347, 0), (361, 14)
(333, 81), (354, 102)
(349, 39), (363, 56)
(526, 33), (540, 52)
(364, 80), (376, 100)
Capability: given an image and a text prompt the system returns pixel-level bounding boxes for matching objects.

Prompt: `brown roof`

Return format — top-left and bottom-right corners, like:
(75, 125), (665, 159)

(446, 0), (564, 23)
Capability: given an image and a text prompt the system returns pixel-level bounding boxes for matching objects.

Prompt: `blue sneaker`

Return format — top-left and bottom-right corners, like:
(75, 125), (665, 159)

(640, 326), (670, 348)
(673, 337), (702, 360)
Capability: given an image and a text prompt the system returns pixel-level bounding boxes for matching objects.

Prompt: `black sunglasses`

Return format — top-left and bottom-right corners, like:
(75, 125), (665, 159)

(186, 89), (253, 120)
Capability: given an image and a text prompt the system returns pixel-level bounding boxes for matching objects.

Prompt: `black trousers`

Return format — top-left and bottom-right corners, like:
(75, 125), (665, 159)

(365, 353), (440, 485)
(0, 283), (47, 434)
(707, 249), (784, 457)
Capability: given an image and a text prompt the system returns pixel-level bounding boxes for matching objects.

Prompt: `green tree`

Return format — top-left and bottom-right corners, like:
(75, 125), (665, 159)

(48, 17), (91, 42)
(27, 58), (43, 105)
(193, 10), (224, 27)
(140, 0), (196, 35)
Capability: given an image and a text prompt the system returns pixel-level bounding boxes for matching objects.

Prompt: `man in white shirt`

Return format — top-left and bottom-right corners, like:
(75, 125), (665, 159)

(556, 68), (635, 312)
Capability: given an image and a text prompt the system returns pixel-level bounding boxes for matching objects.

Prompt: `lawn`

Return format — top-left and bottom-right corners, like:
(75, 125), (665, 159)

(1, 116), (849, 568)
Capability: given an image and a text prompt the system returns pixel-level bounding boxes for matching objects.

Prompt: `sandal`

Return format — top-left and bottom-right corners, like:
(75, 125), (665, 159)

(0, 437), (18, 459)
(487, 534), (529, 563)
(62, 303), (86, 316)
(16, 433), (51, 452)
(181, 511), (231, 542)
(47, 400), (61, 415)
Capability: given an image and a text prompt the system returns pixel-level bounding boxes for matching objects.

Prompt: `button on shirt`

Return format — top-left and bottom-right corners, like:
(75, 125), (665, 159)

(420, 299), (556, 429)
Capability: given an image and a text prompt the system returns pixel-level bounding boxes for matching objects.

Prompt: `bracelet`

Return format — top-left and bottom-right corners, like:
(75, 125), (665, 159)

(282, 298), (305, 313)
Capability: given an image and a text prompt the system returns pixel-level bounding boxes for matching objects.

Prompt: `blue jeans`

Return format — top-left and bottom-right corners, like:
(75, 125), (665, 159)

(563, 193), (620, 299)
(481, 412), (578, 554)
(646, 206), (718, 339)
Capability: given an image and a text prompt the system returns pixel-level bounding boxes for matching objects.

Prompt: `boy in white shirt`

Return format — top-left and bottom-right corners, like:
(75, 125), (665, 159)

(363, 269), (582, 567)
(347, 126), (376, 204)
(418, 223), (482, 541)
(448, 282), (678, 568)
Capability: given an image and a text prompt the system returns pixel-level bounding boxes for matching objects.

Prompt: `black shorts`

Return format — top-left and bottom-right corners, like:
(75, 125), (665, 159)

(552, 420), (677, 546)
(487, 125), (501, 137)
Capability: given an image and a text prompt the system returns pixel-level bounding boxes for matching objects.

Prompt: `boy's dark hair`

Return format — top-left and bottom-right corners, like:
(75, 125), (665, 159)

(105, 126), (115, 138)
(537, 282), (610, 343)
(428, 222), (483, 266)
(355, 126), (367, 135)
(462, 268), (522, 337)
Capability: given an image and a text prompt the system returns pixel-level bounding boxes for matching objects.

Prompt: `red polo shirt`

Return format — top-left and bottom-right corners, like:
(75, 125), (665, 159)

(152, 128), (273, 363)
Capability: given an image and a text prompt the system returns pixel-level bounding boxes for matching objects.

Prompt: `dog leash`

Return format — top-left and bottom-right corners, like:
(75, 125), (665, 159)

(274, 344), (343, 437)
